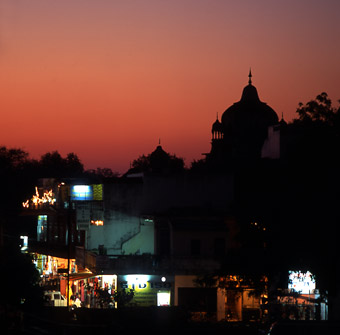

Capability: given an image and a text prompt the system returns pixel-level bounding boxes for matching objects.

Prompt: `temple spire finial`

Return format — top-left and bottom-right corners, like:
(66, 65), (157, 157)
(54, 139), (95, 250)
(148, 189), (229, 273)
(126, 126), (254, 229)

(248, 68), (252, 85)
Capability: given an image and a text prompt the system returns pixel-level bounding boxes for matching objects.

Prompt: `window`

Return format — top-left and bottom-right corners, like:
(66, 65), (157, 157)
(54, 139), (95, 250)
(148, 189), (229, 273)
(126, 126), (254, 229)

(53, 294), (61, 300)
(37, 215), (48, 242)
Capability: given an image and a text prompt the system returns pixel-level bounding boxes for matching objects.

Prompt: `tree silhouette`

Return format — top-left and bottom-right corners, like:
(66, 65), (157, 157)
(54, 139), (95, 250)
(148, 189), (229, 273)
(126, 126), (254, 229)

(85, 167), (120, 179)
(0, 244), (43, 307)
(38, 151), (84, 177)
(131, 146), (185, 174)
(295, 92), (340, 126)
(277, 92), (340, 301)
(113, 288), (134, 308)
(285, 93), (340, 166)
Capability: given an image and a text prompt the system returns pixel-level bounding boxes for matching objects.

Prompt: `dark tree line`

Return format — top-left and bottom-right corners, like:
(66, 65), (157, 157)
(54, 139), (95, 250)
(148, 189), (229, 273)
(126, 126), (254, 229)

(0, 149), (84, 213)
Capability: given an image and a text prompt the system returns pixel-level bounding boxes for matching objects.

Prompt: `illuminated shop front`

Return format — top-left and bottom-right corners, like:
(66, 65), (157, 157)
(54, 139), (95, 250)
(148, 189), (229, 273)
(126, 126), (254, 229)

(32, 253), (117, 308)
(33, 253), (77, 277)
(118, 274), (173, 307)
(277, 270), (328, 320)
(63, 274), (117, 308)
(288, 270), (316, 294)
(32, 253), (78, 295)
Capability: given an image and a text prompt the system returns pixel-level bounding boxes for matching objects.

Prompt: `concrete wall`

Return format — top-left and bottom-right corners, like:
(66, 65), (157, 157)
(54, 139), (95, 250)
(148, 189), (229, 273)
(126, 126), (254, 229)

(261, 125), (280, 159)
(85, 173), (234, 256)
(87, 212), (142, 254)
(122, 220), (154, 255)
(84, 181), (147, 255)
(174, 275), (196, 306)
(174, 275), (226, 321)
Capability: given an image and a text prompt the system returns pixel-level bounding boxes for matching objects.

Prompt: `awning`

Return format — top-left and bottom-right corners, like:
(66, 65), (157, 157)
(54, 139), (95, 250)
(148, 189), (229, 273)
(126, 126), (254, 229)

(67, 271), (96, 281)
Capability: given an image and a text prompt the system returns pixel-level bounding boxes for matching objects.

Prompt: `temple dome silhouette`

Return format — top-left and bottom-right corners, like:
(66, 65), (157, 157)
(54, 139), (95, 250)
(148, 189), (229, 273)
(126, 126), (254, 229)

(221, 70), (278, 135)
(210, 71), (279, 162)
(150, 144), (170, 171)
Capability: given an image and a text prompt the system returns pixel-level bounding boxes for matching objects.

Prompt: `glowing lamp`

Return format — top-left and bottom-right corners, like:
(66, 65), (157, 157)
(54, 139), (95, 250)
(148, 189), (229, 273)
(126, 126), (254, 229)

(91, 220), (104, 226)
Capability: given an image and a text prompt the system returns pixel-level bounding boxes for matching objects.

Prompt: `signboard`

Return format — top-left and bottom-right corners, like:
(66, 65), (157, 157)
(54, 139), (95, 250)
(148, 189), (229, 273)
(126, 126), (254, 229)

(288, 271), (316, 294)
(71, 185), (93, 201)
(71, 184), (103, 201)
(118, 275), (172, 307)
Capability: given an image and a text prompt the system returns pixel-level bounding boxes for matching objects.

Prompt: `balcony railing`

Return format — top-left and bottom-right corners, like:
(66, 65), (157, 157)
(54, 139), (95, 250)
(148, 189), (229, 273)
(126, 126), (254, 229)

(94, 254), (221, 274)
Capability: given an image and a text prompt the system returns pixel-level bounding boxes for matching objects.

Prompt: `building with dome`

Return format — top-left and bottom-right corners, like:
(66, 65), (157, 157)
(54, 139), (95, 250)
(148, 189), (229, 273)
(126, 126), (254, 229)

(17, 70), (335, 321)
(208, 71), (279, 166)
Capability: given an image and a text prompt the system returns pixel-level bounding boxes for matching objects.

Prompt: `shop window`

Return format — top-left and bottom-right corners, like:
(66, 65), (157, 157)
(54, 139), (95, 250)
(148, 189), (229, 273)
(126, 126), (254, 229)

(157, 292), (171, 306)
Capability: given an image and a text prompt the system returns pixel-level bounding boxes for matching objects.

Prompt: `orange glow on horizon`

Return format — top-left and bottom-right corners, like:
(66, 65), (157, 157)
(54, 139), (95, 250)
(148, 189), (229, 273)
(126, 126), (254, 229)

(1, 1), (340, 174)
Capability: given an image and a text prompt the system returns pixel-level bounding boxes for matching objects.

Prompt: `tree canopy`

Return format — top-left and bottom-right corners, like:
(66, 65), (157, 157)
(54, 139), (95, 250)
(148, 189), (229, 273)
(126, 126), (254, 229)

(287, 92), (340, 165)
(38, 151), (84, 177)
(0, 148), (85, 241)
(131, 146), (185, 174)
(0, 244), (43, 307)
(295, 92), (340, 126)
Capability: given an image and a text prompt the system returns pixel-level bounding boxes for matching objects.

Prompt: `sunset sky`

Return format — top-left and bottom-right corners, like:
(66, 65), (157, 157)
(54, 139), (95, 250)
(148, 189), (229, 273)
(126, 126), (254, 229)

(1, 0), (339, 174)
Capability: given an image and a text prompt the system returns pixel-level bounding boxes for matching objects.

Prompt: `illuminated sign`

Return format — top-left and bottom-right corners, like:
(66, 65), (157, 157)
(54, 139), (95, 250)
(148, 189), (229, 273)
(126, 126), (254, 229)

(288, 271), (316, 294)
(93, 184), (103, 200)
(71, 185), (93, 201)
(157, 292), (171, 306)
(118, 275), (172, 307)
